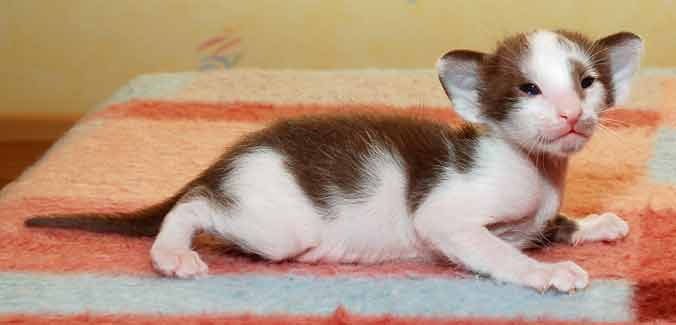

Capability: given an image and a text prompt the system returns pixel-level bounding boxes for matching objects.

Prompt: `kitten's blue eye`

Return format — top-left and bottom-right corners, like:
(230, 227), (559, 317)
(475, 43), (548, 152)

(518, 83), (541, 96)
(581, 76), (595, 89)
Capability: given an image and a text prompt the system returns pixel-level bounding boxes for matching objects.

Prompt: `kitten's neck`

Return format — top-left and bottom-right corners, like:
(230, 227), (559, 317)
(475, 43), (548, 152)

(483, 126), (570, 188)
(486, 130), (570, 190)
(525, 152), (569, 189)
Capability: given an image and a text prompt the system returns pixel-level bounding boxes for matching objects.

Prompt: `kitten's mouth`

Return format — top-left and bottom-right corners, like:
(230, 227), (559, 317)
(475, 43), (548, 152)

(559, 129), (589, 139)
(543, 128), (589, 144)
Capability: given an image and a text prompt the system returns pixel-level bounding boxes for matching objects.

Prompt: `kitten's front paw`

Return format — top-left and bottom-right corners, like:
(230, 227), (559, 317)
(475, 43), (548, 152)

(150, 248), (209, 279)
(521, 261), (589, 293)
(572, 212), (629, 245)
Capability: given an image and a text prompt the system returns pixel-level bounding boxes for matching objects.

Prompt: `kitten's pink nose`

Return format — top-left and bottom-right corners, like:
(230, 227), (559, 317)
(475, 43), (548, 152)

(560, 108), (581, 126)
(550, 92), (582, 127)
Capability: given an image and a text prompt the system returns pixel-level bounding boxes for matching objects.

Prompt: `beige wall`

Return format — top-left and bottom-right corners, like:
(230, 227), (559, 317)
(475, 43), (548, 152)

(2, 0), (675, 114)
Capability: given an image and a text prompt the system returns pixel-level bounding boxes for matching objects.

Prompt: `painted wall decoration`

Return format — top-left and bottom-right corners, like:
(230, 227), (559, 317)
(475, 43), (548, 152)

(196, 29), (243, 70)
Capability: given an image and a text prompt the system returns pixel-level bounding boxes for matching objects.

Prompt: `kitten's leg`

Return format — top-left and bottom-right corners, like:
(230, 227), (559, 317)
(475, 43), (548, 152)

(536, 213), (579, 246)
(543, 213), (629, 246)
(150, 197), (217, 279)
(415, 219), (588, 292)
(207, 148), (321, 262)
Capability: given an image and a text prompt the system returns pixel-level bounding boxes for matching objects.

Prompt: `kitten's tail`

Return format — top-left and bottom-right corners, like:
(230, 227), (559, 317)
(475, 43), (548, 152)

(24, 193), (183, 237)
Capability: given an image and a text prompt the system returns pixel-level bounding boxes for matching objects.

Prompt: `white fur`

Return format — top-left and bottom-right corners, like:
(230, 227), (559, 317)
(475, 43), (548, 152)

(151, 198), (215, 278)
(214, 148), (321, 260)
(298, 147), (429, 263)
(412, 137), (585, 290)
(525, 31), (583, 92)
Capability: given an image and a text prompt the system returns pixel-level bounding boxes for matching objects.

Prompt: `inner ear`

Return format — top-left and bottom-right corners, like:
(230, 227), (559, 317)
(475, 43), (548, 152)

(436, 50), (486, 123)
(596, 32), (644, 106)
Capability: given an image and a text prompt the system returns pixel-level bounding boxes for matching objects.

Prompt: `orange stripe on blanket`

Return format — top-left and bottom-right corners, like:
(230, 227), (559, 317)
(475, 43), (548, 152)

(0, 310), (618, 325)
(2, 196), (638, 279)
(94, 100), (465, 124)
(94, 100), (661, 129)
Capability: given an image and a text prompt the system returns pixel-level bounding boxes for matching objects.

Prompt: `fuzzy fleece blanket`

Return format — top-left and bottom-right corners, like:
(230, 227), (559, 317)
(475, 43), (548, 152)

(1, 69), (676, 324)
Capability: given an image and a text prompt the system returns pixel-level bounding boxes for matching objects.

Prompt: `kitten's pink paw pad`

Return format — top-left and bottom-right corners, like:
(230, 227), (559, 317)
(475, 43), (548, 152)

(522, 261), (589, 293)
(150, 249), (209, 279)
(572, 212), (629, 245)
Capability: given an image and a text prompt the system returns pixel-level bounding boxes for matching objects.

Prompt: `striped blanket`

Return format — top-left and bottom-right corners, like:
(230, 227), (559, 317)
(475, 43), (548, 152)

(1, 69), (675, 324)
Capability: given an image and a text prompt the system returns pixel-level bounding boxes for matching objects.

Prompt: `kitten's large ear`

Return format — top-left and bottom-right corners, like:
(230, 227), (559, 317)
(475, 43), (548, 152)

(436, 50), (486, 123)
(597, 32), (644, 106)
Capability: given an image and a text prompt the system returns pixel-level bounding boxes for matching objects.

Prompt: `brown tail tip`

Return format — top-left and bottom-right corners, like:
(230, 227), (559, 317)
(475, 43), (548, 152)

(24, 214), (162, 237)
(24, 193), (184, 237)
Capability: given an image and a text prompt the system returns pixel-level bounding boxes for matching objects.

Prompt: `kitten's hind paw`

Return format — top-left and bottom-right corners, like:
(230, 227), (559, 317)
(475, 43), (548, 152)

(150, 248), (209, 279)
(572, 212), (629, 245)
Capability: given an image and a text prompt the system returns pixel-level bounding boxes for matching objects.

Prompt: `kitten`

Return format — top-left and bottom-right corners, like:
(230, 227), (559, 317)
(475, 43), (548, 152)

(26, 30), (643, 293)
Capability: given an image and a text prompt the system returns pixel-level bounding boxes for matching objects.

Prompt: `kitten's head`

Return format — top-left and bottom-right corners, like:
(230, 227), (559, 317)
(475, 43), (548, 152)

(437, 30), (643, 157)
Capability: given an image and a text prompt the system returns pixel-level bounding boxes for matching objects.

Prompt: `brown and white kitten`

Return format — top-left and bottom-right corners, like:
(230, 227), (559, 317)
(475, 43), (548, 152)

(26, 30), (643, 293)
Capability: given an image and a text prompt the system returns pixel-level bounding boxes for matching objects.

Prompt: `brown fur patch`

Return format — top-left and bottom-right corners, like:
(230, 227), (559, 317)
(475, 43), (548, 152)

(569, 59), (588, 100)
(200, 114), (482, 213)
(596, 32), (642, 49)
(535, 213), (578, 246)
(479, 33), (530, 121)
(439, 50), (485, 64)
(555, 30), (595, 50)
(556, 30), (615, 107)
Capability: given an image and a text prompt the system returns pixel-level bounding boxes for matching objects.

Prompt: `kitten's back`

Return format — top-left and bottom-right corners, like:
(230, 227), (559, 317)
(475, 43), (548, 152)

(201, 114), (483, 213)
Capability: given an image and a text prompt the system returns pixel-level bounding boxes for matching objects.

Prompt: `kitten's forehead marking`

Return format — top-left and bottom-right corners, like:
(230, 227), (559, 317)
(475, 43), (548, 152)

(523, 31), (592, 94)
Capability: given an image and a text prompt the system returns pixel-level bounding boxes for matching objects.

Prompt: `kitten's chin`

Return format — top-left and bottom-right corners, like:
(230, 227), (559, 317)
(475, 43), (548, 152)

(541, 134), (589, 157)
(501, 128), (588, 158)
